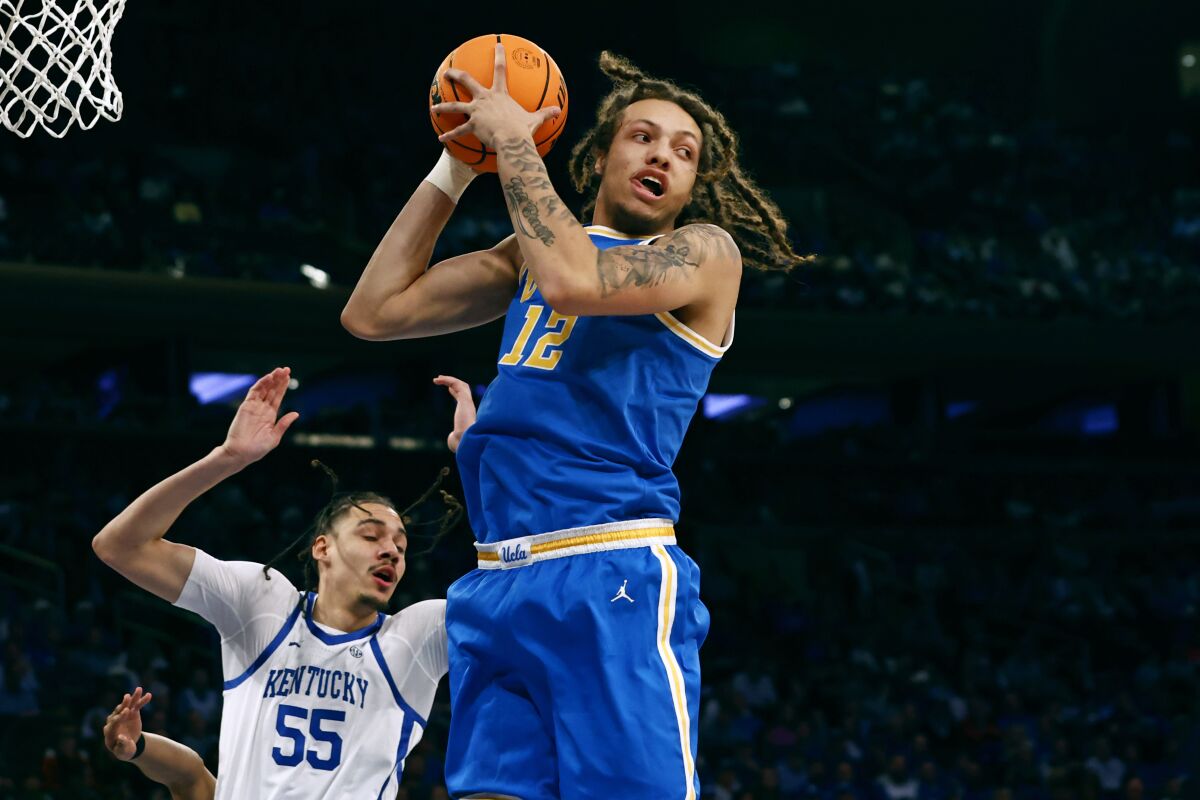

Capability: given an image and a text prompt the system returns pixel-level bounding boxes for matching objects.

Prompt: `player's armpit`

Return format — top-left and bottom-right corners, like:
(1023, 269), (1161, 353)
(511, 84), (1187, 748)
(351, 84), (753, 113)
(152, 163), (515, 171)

(340, 236), (521, 341)
(542, 223), (742, 317)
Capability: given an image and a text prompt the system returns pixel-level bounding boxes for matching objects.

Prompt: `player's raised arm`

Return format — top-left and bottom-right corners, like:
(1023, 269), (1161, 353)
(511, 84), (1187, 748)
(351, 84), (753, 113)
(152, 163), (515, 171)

(433, 43), (742, 318)
(339, 156), (522, 342)
(91, 368), (299, 603)
(103, 687), (216, 800)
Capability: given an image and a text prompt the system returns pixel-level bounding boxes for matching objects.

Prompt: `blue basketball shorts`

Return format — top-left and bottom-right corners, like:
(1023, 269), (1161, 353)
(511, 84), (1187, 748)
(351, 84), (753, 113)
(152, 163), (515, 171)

(444, 519), (709, 800)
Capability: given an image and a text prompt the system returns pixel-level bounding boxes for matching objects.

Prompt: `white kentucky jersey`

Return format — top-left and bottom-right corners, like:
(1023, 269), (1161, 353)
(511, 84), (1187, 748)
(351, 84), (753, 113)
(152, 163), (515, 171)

(174, 548), (447, 799)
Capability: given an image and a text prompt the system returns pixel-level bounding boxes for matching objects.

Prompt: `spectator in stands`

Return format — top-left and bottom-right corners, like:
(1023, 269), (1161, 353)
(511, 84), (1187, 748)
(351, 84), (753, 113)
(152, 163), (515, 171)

(878, 755), (920, 800)
(1086, 738), (1126, 799)
(732, 657), (779, 709)
(0, 641), (39, 717)
(175, 668), (218, 725)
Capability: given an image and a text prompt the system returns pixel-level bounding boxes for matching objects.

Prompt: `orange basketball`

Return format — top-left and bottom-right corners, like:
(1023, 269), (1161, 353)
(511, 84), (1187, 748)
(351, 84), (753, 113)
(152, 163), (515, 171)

(429, 34), (568, 173)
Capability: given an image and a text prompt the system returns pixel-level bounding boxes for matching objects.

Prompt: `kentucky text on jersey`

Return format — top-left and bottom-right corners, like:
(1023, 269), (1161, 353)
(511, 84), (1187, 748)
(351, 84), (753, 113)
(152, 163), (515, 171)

(455, 225), (732, 543)
(262, 666), (369, 709)
(173, 553), (448, 798)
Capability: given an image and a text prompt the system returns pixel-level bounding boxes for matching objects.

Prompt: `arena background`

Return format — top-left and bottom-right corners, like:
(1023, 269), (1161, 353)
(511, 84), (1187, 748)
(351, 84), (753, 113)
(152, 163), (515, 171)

(2, 0), (1200, 797)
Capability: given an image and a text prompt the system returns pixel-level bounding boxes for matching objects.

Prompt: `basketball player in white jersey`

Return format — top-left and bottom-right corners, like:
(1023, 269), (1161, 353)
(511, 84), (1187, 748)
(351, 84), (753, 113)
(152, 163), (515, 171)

(92, 367), (473, 798)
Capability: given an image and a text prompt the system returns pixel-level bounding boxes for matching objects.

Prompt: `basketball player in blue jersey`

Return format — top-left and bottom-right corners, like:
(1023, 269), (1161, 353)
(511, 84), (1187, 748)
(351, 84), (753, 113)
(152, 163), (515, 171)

(342, 46), (803, 800)
(91, 367), (475, 799)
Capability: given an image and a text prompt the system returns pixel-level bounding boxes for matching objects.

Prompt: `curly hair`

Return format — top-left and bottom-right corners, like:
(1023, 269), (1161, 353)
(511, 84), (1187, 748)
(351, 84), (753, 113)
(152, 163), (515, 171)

(261, 463), (462, 591)
(568, 52), (810, 271)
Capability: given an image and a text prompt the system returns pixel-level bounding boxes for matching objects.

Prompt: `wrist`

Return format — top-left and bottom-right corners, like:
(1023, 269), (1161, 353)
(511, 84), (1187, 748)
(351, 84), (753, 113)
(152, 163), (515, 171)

(424, 149), (478, 204)
(130, 733), (146, 761)
(209, 445), (253, 473)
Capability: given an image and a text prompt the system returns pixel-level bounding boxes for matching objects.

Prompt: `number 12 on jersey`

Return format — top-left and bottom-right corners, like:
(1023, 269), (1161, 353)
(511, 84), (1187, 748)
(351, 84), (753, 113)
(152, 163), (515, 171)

(499, 304), (577, 371)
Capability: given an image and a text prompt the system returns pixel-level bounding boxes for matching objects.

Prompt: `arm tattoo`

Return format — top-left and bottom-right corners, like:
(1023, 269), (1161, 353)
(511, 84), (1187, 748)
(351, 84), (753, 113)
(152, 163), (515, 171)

(499, 137), (546, 178)
(502, 176), (556, 247)
(595, 224), (738, 298)
(497, 137), (577, 246)
(539, 194), (576, 223)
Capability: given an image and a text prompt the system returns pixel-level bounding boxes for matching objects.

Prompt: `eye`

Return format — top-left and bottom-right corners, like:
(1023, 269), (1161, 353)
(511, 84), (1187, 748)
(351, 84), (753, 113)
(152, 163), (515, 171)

(633, 132), (650, 143)
(676, 148), (692, 160)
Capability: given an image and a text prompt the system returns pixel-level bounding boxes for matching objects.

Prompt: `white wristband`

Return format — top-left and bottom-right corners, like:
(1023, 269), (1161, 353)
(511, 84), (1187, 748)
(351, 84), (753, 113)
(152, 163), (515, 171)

(424, 149), (478, 204)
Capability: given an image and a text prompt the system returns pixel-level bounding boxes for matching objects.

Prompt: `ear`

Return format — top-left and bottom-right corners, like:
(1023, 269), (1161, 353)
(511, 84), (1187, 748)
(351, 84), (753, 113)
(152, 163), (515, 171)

(311, 534), (330, 564)
(593, 152), (605, 177)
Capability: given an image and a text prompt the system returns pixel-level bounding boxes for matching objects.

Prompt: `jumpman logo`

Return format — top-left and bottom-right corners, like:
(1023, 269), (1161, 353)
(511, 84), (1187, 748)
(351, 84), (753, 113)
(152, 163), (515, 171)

(611, 580), (634, 604)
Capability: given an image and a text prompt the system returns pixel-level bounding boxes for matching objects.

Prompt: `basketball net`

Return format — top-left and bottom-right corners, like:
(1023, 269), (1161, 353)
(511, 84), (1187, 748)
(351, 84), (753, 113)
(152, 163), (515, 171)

(0, 0), (126, 138)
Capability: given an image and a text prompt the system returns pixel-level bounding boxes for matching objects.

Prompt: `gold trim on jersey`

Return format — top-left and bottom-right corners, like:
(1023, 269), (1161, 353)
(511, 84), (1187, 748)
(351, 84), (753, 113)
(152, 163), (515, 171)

(475, 519), (676, 569)
(653, 310), (735, 359)
(584, 224), (654, 241)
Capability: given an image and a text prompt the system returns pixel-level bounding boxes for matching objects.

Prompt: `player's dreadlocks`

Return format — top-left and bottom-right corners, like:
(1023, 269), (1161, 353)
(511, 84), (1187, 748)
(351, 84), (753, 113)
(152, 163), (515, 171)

(261, 461), (463, 591)
(568, 51), (811, 272)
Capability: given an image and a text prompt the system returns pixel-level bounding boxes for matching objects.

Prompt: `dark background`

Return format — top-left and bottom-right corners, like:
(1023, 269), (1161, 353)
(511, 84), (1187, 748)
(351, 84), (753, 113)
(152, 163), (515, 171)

(2, 1), (1200, 798)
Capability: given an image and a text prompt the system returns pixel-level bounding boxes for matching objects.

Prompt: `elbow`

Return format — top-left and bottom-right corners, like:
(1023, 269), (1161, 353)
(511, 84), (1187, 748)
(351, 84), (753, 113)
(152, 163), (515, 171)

(340, 302), (415, 342)
(538, 278), (589, 317)
(537, 252), (598, 315)
(339, 304), (373, 339)
(340, 306), (389, 341)
(91, 530), (115, 566)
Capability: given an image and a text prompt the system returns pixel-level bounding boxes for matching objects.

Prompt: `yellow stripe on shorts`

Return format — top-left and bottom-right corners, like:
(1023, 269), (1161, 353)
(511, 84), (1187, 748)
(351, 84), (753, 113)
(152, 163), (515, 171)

(652, 543), (696, 800)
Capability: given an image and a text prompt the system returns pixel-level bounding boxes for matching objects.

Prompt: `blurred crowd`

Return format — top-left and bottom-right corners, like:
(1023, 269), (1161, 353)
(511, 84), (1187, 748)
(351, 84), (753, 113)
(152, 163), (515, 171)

(1, 57), (1198, 322)
(771, 74), (1200, 322)
(691, 525), (1200, 800)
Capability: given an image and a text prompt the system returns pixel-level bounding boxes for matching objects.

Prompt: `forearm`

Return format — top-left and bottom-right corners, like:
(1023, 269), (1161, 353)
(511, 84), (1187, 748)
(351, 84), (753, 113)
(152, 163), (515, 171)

(342, 181), (457, 333)
(134, 734), (216, 800)
(92, 447), (243, 563)
(495, 135), (596, 304)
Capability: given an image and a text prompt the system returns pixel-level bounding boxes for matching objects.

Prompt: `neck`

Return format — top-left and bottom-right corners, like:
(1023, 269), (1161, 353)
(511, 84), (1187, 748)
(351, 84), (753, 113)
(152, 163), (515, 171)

(310, 590), (377, 633)
(591, 200), (676, 238)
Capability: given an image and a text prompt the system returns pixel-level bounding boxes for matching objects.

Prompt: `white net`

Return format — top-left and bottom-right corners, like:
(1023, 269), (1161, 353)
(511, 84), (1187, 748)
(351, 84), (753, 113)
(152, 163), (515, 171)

(0, 0), (126, 138)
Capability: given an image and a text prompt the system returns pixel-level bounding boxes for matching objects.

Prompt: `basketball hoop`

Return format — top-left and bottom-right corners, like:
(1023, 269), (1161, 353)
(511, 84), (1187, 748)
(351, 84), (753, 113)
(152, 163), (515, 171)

(0, 0), (126, 138)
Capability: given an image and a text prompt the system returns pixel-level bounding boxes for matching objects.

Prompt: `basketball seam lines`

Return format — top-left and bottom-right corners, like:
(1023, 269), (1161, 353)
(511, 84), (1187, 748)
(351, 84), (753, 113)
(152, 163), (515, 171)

(448, 52), (462, 103)
(535, 48), (550, 110)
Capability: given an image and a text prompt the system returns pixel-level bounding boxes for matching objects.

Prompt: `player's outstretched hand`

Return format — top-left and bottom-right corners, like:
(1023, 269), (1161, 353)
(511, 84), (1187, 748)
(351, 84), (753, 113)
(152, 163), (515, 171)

(434, 375), (476, 453)
(432, 42), (561, 149)
(220, 367), (300, 466)
(104, 687), (152, 762)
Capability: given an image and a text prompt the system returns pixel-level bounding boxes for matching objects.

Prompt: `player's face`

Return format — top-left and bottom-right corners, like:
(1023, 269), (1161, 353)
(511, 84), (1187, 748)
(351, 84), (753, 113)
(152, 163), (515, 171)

(593, 99), (702, 235)
(321, 502), (407, 613)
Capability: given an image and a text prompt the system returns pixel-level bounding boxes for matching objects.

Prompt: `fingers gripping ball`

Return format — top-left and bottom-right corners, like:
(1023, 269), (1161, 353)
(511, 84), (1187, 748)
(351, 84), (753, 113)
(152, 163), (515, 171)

(429, 34), (568, 173)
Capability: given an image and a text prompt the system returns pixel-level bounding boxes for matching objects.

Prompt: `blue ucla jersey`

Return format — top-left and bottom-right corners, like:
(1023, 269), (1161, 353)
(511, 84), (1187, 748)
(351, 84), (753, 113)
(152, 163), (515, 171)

(455, 225), (733, 543)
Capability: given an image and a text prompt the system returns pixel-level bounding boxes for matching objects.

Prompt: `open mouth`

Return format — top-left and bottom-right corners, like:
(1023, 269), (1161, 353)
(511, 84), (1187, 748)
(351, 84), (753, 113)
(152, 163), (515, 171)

(371, 566), (396, 589)
(639, 176), (664, 197)
(631, 177), (664, 202)
(631, 170), (667, 201)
